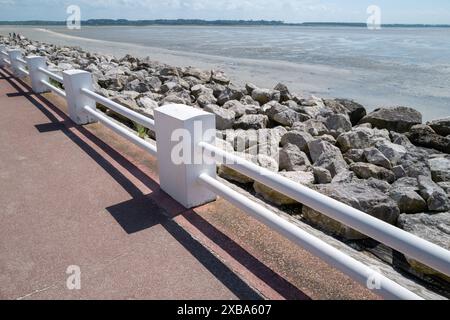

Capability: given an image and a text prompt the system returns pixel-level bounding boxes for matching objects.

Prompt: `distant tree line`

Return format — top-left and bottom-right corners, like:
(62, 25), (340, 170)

(0, 19), (448, 28)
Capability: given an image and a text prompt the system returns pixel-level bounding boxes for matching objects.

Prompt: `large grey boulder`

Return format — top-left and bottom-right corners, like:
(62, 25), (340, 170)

(313, 167), (332, 184)
(292, 119), (329, 137)
(281, 131), (314, 153)
(406, 124), (450, 153)
(233, 114), (269, 130)
(254, 171), (315, 206)
(389, 189), (427, 214)
(279, 144), (311, 171)
(204, 104), (236, 130)
(364, 147), (392, 169)
(337, 127), (390, 152)
(274, 83), (292, 102)
(427, 117), (450, 136)
(335, 99), (367, 125)
(223, 100), (258, 117)
(350, 162), (395, 183)
(359, 106), (422, 133)
(266, 103), (310, 127)
(398, 212), (450, 281)
(308, 140), (348, 177)
(429, 156), (450, 182)
(303, 183), (400, 239)
(325, 114), (352, 138)
(417, 175), (450, 212)
(252, 88), (280, 105)
(376, 141), (407, 165)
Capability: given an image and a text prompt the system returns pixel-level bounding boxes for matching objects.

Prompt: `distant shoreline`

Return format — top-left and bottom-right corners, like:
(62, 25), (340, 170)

(1, 19), (450, 28)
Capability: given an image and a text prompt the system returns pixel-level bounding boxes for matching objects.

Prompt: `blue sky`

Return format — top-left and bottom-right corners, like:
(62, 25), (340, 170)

(0, 0), (449, 24)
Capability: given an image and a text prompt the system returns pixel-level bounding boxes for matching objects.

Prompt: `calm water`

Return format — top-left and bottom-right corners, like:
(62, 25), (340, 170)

(5, 26), (450, 120)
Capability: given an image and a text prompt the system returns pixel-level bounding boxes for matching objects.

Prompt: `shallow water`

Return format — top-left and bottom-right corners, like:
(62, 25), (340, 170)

(2, 25), (450, 121)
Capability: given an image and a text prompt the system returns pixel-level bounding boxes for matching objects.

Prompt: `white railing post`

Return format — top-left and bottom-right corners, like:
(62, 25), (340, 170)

(0, 45), (5, 67)
(25, 56), (50, 93)
(154, 104), (217, 208)
(8, 49), (24, 78)
(62, 70), (97, 125)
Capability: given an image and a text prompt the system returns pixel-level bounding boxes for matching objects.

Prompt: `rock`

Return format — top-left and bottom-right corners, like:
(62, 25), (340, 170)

(292, 119), (329, 137)
(417, 175), (450, 212)
(273, 109), (310, 127)
(216, 85), (245, 106)
(350, 162), (395, 183)
(223, 100), (257, 117)
(233, 130), (258, 152)
(429, 157), (450, 182)
(344, 149), (365, 164)
(397, 212), (450, 280)
(313, 167), (332, 184)
(391, 177), (419, 191)
(303, 183), (400, 239)
(325, 114), (352, 137)
(438, 182), (450, 197)
(274, 83), (292, 102)
(280, 131), (314, 153)
(197, 94), (217, 108)
(335, 99), (367, 125)
(126, 79), (150, 93)
(233, 114), (269, 130)
(245, 83), (258, 95)
(337, 127), (390, 152)
(254, 171), (314, 206)
(257, 127), (287, 159)
(392, 165), (407, 179)
(160, 66), (179, 77)
(359, 106), (422, 133)
(406, 124), (450, 153)
(218, 154), (278, 184)
(252, 88), (280, 105)
(204, 104), (236, 130)
(375, 141), (407, 165)
(111, 96), (139, 111)
(211, 70), (230, 85)
(146, 76), (162, 91)
(316, 135), (336, 145)
(191, 84), (213, 98)
(183, 67), (210, 82)
(427, 117), (450, 136)
(389, 188), (427, 214)
(160, 81), (182, 94)
(136, 97), (158, 118)
(308, 140), (348, 177)
(365, 178), (391, 193)
(331, 170), (356, 184)
(364, 147), (392, 169)
(279, 144), (311, 171)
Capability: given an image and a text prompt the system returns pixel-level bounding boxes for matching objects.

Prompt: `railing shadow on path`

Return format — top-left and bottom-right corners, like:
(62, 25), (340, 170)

(0, 67), (311, 300)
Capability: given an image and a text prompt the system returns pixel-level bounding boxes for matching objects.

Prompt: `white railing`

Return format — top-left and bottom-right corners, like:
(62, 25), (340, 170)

(1, 45), (449, 300)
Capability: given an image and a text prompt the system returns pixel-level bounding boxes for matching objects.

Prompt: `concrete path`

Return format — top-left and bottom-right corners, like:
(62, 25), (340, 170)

(0, 67), (377, 300)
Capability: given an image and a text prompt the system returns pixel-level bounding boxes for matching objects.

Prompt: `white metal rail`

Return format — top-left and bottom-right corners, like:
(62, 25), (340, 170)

(38, 66), (64, 83)
(83, 105), (157, 156)
(40, 79), (66, 98)
(198, 173), (422, 300)
(81, 88), (155, 131)
(199, 142), (450, 279)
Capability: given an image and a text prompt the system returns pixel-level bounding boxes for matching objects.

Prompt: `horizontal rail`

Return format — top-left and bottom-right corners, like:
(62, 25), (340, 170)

(81, 88), (155, 131)
(40, 79), (67, 98)
(199, 142), (450, 278)
(38, 67), (64, 83)
(18, 67), (29, 76)
(198, 173), (422, 300)
(15, 57), (26, 64)
(83, 106), (157, 156)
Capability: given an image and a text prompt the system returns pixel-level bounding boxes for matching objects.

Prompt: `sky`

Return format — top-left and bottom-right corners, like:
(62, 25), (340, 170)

(0, 0), (449, 24)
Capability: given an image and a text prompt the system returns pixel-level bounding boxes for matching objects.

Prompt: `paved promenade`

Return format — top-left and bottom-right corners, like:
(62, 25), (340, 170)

(0, 67), (377, 300)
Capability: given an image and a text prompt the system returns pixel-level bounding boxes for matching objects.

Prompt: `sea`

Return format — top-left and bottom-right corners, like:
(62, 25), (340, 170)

(1, 25), (449, 121)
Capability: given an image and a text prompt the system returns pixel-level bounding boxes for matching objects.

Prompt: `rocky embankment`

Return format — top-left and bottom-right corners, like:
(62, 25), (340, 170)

(2, 35), (449, 292)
